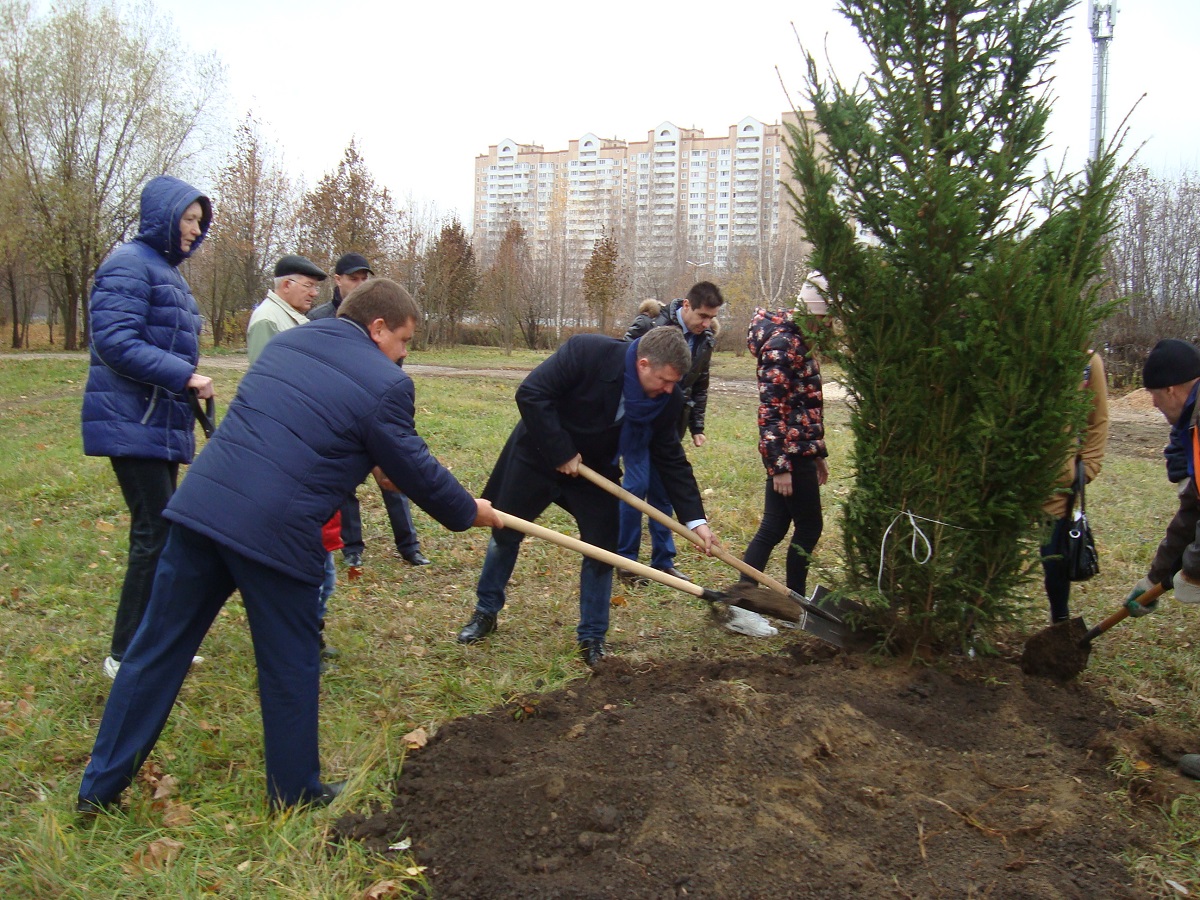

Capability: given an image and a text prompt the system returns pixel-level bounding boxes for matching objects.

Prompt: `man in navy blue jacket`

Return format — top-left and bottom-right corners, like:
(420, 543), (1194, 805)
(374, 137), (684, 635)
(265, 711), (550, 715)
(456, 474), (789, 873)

(78, 279), (501, 812)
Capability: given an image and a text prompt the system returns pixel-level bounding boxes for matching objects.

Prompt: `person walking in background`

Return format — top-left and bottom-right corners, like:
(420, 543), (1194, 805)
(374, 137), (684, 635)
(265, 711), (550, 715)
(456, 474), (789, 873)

(77, 280), (502, 813)
(455, 327), (715, 667)
(245, 255), (327, 363)
(81, 175), (215, 680)
(740, 272), (830, 599)
(1040, 350), (1108, 622)
(617, 282), (724, 585)
(310, 253), (430, 570)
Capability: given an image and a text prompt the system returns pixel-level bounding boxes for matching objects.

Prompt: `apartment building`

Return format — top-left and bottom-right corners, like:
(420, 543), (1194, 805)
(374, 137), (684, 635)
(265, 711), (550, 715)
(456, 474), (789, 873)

(473, 111), (811, 275)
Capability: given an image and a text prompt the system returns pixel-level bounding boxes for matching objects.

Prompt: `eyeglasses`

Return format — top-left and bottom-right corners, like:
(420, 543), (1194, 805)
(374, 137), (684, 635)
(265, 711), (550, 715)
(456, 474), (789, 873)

(288, 278), (320, 292)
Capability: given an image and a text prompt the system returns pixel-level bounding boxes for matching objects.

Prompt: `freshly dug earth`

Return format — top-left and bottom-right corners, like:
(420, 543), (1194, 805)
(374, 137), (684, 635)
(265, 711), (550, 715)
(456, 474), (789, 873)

(335, 645), (1199, 898)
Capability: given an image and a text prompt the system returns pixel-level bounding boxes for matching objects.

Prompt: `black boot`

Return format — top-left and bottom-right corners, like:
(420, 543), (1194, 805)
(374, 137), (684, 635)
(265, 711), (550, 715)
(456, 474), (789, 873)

(456, 611), (497, 644)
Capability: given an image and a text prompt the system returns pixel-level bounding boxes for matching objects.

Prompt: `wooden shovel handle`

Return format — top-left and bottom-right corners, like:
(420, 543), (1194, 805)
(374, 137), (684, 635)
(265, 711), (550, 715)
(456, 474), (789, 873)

(576, 462), (796, 600)
(494, 510), (712, 601)
(1080, 581), (1166, 646)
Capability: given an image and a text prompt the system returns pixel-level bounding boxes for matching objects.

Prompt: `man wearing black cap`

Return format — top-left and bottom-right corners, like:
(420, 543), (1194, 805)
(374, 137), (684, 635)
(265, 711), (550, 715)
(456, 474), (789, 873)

(308, 252), (372, 320)
(1133, 338), (1200, 781)
(247, 255), (327, 364)
(307, 252), (431, 570)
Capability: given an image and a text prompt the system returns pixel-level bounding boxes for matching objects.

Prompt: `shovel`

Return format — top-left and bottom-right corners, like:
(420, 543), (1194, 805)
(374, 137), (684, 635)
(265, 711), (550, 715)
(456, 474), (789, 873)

(494, 510), (845, 648)
(187, 388), (217, 439)
(1020, 582), (1165, 681)
(575, 463), (846, 626)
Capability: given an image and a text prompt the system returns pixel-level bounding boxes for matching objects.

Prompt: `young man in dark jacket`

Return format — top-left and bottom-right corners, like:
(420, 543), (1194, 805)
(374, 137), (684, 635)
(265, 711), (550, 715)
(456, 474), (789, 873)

(78, 279), (501, 813)
(617, 281), (723, 584)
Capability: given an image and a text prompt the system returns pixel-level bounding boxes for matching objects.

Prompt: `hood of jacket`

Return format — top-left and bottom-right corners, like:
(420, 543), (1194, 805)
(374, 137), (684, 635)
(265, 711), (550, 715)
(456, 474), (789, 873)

(135, 175), (212, 267)
(747, 307), (800, 357)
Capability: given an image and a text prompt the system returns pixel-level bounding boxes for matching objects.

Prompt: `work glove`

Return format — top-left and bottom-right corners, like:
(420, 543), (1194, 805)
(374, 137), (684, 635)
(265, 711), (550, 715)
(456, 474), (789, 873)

(1124, 576), (1159, 617)
(1173, 570), (1200, 605)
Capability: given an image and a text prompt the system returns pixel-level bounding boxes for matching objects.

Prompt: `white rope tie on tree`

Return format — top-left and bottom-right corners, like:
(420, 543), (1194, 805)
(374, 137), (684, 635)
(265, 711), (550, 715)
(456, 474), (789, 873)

(877, 509), (934, 592)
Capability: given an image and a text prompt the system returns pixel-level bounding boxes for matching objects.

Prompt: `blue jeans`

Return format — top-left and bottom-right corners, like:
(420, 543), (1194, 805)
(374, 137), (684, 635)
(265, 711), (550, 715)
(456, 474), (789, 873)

(318, 551), (336, 622)
(617, 447), (677, 570)
(474, 451), (617, 643)
(109, 457), (179, 660)
(79, 523), (325, 809)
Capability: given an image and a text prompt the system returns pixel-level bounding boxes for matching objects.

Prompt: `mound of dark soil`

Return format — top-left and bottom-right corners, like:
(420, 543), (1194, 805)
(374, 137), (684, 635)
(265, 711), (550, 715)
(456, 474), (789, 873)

(335, 647), (1197, 898)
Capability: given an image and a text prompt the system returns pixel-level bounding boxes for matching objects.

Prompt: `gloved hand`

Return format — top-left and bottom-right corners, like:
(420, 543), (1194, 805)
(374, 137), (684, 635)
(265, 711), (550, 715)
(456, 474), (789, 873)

(1173, 570), (1200, 604)
(1124, 576), (1159, 617)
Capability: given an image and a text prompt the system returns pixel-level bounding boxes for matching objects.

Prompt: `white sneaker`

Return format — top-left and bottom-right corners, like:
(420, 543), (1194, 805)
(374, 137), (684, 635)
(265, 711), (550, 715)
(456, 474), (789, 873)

(103, 655), (204, 679)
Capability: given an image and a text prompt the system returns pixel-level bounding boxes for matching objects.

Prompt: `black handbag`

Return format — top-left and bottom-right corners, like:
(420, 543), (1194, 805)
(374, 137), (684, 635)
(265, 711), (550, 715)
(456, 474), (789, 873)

(1061, 457), (1099, 582)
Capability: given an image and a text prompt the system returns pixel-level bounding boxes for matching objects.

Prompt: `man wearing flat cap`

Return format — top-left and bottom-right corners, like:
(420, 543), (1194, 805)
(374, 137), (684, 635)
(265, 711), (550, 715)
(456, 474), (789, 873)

(309, 252), (373, 321)
(246, 255), (327, 364)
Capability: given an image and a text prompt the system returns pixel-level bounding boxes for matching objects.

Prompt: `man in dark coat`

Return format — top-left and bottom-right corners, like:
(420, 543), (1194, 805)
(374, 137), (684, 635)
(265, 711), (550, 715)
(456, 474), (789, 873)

(618, 282), (723, 584)
(455, 327), (715, 666)
(78, 279), (501, 812)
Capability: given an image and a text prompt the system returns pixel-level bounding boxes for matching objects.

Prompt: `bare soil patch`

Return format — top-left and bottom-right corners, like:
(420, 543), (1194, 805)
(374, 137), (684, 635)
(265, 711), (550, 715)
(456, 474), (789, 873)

(335, 646), (1199, 898)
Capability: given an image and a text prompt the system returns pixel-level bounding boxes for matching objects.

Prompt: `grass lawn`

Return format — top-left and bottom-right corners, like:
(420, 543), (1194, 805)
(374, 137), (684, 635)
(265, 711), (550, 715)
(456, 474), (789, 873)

(0, 350), (1197, 896)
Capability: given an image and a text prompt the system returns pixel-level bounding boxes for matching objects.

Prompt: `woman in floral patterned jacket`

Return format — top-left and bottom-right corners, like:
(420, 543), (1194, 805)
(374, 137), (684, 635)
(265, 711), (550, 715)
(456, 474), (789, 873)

(740, 273), (830, 596)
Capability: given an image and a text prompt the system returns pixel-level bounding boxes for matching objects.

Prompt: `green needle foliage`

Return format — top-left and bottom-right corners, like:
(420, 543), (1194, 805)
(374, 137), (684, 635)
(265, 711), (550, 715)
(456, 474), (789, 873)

(785, 0), (1123, 649)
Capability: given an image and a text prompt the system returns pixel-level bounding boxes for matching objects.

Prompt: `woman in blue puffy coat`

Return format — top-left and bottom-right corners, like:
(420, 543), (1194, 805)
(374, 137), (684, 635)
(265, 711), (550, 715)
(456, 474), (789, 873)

(81, 175), (214, 678)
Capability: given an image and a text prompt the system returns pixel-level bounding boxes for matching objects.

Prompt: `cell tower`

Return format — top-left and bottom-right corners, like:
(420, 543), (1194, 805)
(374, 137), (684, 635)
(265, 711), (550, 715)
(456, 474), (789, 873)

(1088, 0), (1117, 161)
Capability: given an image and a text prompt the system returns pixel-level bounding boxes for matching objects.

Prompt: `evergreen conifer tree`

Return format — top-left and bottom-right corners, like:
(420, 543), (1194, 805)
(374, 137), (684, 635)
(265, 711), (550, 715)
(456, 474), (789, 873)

(785, 0), (1122, 648)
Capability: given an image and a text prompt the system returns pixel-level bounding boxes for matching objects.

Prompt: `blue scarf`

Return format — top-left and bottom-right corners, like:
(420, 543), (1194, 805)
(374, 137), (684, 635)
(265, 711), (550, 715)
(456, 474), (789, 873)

(1165, 380), (1200, 483)
(618, 338), (671, 459)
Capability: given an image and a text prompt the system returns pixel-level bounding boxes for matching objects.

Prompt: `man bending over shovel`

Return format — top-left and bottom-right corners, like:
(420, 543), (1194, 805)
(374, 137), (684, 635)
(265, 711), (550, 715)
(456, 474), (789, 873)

(1128, 338), (1200, 780)
(455, 326), (715, 667)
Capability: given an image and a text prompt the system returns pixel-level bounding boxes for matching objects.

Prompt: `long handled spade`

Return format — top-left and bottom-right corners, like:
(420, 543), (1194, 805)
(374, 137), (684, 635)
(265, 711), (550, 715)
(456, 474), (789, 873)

(575, 463), (845, 626)
(1021, 582), (1166, 681)
(494, 510), (845, 648)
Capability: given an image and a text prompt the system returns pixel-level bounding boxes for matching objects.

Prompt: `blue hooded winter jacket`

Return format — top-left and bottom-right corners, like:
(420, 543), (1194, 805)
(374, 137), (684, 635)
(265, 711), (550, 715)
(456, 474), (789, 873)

(81, 175), (212, 462)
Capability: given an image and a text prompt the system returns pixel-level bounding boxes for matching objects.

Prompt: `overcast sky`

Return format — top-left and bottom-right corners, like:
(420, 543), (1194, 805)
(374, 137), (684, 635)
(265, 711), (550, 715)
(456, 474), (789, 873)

(155, 0), (1199, 227)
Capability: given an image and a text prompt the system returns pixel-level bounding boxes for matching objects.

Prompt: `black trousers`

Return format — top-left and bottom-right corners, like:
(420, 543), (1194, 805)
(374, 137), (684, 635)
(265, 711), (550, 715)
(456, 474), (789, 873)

(109, 457), (179, 659)
(742, 458), (823, 597)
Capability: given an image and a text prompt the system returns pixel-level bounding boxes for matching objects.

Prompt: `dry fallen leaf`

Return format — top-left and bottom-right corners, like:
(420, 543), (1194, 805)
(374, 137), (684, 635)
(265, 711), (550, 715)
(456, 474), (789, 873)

(236, 859), (252, 872)
(197, 720), (220, 734)
(153, 773), (179, 800)
(402, 727), (428, 750)
(347, 566), (363, 582)
(95, 520), (115, 533)
(387, 837), (412, 852)
(610, 594), (627, 607)
(130, 836), (184, 871)
(362, 879), (403, 898)
(161, 800), (194, 827)
(1135, 694), (1164, 708)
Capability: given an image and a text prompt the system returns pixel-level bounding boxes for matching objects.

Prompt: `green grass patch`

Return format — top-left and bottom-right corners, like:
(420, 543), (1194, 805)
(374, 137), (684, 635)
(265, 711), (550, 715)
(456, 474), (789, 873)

(0, 352), (1197, 895)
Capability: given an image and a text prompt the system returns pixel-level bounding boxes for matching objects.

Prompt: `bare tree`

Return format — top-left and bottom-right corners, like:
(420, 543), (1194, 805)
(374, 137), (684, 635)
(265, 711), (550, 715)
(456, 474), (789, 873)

(298, 139), (399, 274)
(191, 112), (295, 346)
(420, 218), (476, 348)
(478, 220), (547, 352)
(1098, 166), (1200, 382)
(0, 0), (222, 349)
(581, 233), (629, 333)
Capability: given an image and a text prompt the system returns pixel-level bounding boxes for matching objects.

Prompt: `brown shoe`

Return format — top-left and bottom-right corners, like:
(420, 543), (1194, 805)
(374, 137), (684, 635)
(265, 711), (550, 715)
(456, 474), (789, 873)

(655, 566), (691, 582)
